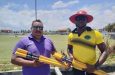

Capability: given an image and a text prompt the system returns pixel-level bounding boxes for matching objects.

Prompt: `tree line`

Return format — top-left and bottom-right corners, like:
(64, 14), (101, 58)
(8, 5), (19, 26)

(104, 23), (115, 32)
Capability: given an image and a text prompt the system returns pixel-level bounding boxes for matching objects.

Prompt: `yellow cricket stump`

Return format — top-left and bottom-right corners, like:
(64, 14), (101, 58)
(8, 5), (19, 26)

(72, 59), (108, 75)
(15, 48), (68, 69)
(53, 52), (108, 75)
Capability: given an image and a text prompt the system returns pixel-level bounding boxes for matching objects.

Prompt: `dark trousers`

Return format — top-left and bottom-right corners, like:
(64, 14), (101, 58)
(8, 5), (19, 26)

(73, 68), (96, 75)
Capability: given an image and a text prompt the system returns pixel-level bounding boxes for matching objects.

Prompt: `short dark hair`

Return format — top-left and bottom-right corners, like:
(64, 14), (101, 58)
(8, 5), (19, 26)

(32, 19), (42, 25)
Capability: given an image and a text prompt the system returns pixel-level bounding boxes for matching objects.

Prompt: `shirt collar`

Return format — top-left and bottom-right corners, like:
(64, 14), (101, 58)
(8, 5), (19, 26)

(28, 34), (45, 41)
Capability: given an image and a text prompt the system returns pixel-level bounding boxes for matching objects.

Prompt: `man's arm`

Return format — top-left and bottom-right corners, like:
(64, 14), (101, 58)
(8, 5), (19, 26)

(84, 42), (109, 73)
(95, 42), (109, 68)
(67, 44), (73, 59)
(11, 54), (40, 67)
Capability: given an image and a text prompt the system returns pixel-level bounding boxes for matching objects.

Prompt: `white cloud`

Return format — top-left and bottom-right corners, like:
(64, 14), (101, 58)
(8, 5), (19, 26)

(37, 9), (73, 30)
(0, 4), (73, 31)
(0, 3), (115, 31)
(52, 0), (79, 9)
(0, 4), (35, 30)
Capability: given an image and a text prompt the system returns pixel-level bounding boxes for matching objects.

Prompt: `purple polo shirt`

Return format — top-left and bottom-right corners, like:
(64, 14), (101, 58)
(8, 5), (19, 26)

(13, 34), (55, 75)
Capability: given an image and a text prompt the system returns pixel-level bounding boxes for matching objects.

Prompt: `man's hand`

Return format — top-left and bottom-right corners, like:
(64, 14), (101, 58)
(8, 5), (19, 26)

(83, 64), (96, 73)
(31, 60), (40, 67)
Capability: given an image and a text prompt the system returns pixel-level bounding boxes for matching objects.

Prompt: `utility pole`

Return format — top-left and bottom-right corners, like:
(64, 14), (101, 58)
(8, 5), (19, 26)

(35, 0), (37, 20)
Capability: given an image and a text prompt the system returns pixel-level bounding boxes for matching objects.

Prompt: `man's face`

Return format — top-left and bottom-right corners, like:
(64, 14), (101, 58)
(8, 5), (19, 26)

(31, 21), (43, 37)
(75, 15), (87, 28)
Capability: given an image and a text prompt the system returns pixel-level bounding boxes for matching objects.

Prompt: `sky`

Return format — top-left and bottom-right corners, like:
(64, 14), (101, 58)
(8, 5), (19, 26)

(0, 0), (115, 31)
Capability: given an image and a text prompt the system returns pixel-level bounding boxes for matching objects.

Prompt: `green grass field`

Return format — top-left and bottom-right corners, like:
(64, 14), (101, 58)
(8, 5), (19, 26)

(0, 34), (115, 71)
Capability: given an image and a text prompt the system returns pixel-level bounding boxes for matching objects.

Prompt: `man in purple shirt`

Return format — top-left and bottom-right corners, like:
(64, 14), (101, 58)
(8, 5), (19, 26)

(11, 19), (56, 75)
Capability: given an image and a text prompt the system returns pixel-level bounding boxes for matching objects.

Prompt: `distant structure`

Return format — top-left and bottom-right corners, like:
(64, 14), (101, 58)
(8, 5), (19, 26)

(98, 29), (115, 39)
(0, 28), (72, 35)
(0, 29), (12, 33)
(109, 32), (115, 39)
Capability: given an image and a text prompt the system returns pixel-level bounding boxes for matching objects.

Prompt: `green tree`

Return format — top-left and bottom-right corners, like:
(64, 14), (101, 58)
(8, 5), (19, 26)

(104, 23), (115, 32)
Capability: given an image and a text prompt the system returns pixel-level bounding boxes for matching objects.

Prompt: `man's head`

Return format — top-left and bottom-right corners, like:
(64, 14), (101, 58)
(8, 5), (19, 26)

(31, 19), (43, 39)
(75, 15), (88, 28)
(69, 10), (93, 28)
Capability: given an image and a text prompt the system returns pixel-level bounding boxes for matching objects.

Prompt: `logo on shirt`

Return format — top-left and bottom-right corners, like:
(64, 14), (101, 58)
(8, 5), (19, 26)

(84, 35), (91, 40)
